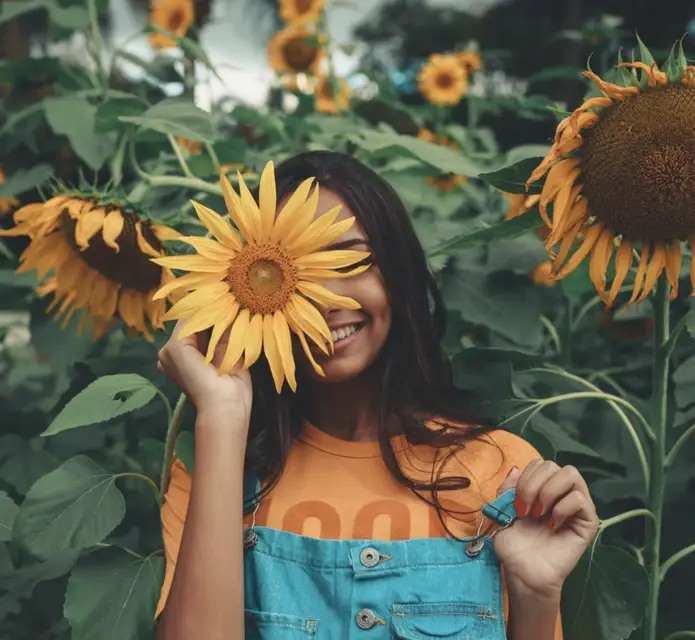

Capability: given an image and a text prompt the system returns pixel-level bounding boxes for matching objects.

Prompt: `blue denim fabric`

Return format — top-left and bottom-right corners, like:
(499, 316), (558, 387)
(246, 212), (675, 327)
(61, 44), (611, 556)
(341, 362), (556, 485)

(242, 478), (517, 640)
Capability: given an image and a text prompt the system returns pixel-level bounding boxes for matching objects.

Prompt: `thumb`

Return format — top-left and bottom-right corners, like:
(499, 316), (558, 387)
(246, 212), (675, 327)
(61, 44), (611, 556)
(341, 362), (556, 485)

(497, 466), (520, 496)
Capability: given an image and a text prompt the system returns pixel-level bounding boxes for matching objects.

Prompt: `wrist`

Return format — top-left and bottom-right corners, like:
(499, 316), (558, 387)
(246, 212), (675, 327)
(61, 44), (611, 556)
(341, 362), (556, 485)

(195, 405), (250, 436)
(507, 577), (562, 610)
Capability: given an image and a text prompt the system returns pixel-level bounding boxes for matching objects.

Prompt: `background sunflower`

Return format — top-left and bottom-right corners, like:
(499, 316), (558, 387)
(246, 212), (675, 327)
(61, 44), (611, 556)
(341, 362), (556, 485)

(149, 0), (194, 49)
(279, 0), (325, 24)
(417, 53), (468, 105)
(268, 24), (324, 76)
(314, 75), (351, 114)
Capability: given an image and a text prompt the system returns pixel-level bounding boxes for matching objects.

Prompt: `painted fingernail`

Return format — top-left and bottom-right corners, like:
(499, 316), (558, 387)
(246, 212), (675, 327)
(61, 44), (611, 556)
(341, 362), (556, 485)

(514, 495), (526, 516)
(505, 465), (519, 478)
(531, 500), (544, 517)
(548, 517), (556, 530)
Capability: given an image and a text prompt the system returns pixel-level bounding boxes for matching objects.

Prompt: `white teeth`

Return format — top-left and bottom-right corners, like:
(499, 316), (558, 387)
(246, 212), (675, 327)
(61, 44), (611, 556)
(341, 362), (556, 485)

(331, 324), (359, 343)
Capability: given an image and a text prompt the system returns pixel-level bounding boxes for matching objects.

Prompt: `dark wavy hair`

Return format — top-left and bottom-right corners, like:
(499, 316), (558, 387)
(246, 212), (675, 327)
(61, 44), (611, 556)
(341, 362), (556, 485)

(246, 151), (495, 531)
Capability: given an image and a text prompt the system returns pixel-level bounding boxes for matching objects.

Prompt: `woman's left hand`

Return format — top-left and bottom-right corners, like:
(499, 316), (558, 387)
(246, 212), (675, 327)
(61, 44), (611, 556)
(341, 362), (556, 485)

(493, 460), (599, 601)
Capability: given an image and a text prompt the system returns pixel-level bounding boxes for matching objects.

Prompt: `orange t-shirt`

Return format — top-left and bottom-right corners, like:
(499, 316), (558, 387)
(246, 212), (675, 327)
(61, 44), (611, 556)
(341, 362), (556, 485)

(157, 423), (563, 638)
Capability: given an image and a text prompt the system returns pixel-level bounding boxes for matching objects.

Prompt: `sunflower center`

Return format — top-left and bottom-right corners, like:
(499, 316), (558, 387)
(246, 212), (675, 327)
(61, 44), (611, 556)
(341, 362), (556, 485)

(169, 9), (184, 31)
(436, 73), (454, 89)
(61, 206), (163, 293)
(282, 37), (318, 71)
(295, 0), (314, 13)
(580, 84), (695, 240)
(226, 243), (297, 315)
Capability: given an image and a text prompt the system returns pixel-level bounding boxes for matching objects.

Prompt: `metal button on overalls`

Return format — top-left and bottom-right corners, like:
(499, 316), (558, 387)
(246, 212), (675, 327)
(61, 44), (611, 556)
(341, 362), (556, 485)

(465, 537), (485, 557)
(359, 547), (380, 567)
(356, 608), (377, 629)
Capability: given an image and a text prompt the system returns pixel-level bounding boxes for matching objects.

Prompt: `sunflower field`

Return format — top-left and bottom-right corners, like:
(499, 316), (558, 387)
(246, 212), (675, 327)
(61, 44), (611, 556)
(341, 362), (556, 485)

(0, 0), (694, 638)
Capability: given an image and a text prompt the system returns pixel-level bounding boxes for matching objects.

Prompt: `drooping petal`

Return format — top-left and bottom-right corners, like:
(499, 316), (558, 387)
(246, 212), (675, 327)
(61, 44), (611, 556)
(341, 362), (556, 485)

(617, 61), (668, 87)
(294, 249), (370, 270)
(297, 281), (361, 310)
(243, 313), (264, 368)
(153, 270), (226, 300)
(151, 254), (229, 272)
(236, 172), (263, 243)
(136, 221), (161, 258)
(273, 311), (296, 391)
(219, 308), (251, 374)
(664, 240), (682, 300)
(102, 210), (124, 252)
(296, 330), (325, 376)
(152, 224), (182, 241)
(257, 161), (277, 241)
(262, 314), (285, 392)
(628, 242), (651, 305)
(271, 177), (315, 242)
(547, 196), (588, 247)
(588, 228), (614, 302)
(582, 70), (640, 100)
(191, 200), (242, 251)
(638, 242), (667, 302)
(205, 300), (240, 363)
(554, 223), (605, 278)
(219, 175), (256, 243)
(607, 239), (633, 306)
(178, 236), (235, 261)
(75, 207), (106, 249)
(286, 295), (332, 351)
(163, 282), (230, 320)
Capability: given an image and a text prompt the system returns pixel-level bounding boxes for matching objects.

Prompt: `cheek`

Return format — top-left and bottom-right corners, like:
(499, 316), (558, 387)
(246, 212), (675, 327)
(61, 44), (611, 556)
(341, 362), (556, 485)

(357, 273), (391, 333)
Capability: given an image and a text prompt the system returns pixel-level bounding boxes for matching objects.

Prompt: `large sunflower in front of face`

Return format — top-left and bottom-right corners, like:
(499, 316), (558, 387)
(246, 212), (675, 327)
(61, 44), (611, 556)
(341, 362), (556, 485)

(418, 54), (468, 106)
(149, 0), (194, 49)
(279, 0), (325, 24)
(268, 24), (324, 77)
(152, 161), (370, 393)
(517, 50), (695, 306)
(0, 195), (179, 339)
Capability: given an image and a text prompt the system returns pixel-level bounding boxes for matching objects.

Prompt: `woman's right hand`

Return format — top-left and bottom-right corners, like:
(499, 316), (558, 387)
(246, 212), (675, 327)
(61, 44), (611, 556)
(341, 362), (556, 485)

(157, 320), (253, 428)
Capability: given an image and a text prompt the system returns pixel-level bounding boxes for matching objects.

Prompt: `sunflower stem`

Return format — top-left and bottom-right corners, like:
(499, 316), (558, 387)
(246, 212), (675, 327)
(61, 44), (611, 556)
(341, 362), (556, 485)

(644, 275), (670, 640)
(86, 0), (107, 93)
(159, 394), (187, 496)
(167, 134), (195, 179)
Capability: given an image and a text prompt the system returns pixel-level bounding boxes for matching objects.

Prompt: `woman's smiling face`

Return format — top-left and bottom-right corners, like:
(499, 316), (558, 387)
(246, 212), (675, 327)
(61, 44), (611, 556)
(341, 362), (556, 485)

(296, 187), (392, 383)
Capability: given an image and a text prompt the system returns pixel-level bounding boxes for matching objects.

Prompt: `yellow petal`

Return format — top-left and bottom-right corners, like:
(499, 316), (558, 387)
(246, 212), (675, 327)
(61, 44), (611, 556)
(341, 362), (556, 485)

(664, 240), (682, 301)
(547, 197), (588, 247)
(297, 281), (361, 310)
(296, 330), (325, 377)
(295, 249), (370, 270)
(219, 176), (256, 243)
(177, 298), (235, 339)
(163, 282), (230, 321)
(554, 223), (604, 279)
(286, 295), (332, 352)
(262, 314), (285, 393)
(102, 210), (124, 252)
(285, 209), (353, 257)
(191, 201), (242, 252)
(237, 171), (263, 242)
(607, 239), (633, 306)
(280, 185), (321, 248)
(153, 270), (226, 300)
(588, 228), (614, 302)
(638, 242), (666, 302)
(219, 308), (251, 374)
(258, 161), (276, 241)
(152, 224), (182, 241)
(273, 311), (296, 392)
(297, 264), (370, 283)
(243, 313), (264, 368)
(205, 300), (240, 363)
(151, 254), (229, 272)
(582, 70), (639, 100)
(136, 221), (161, 258)
(271, 177), (315, 242)
(550, 181), (582, 232)
(75, 207), (106, 249)
(179, 236), (234, 261)
(628, 242), (651, 305)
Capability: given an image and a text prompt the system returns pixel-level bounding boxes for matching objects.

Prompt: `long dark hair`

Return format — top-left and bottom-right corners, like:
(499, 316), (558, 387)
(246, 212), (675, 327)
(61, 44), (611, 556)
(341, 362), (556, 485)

(246, 151), (496, 533)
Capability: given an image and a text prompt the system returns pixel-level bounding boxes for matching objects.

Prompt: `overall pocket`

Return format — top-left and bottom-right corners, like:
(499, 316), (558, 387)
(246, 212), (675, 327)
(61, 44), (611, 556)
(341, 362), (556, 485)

(244, 610), (319, 640)
(391, 601), (499, 639)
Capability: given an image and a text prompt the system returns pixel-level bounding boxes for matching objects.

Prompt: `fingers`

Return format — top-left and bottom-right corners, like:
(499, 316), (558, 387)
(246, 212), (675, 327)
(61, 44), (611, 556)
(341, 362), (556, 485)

(548, 490), (598, 532)
(496, 466), (521, 496)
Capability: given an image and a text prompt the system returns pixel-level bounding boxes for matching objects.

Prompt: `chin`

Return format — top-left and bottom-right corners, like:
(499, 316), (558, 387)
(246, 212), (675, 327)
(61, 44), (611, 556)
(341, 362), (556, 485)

(311, 357), (370, 384)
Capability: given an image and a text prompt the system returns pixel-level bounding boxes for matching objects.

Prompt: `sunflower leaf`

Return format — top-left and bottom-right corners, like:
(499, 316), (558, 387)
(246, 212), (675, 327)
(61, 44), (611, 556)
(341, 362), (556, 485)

(12, 456), (126, 559)
(478, 156), (544, 194)
(0, 492), (18, 542)
(42, 374), (159, 437)
(120, 98), (217, 143)
(64, 547), (164, 640)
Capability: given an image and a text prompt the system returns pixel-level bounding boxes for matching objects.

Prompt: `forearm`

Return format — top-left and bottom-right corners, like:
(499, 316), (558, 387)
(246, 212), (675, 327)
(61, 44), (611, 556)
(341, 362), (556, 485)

(506, 586), (560, 640)
(158, 411), (248, 640)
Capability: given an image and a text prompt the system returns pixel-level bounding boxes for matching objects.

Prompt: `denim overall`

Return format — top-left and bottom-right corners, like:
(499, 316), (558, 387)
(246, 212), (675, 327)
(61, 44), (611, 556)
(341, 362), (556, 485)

(242, 474), (519, 640)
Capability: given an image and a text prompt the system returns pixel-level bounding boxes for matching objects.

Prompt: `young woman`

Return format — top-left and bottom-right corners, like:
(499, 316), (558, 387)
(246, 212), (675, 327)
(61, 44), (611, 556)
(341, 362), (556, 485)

(155, 151), (598, 640)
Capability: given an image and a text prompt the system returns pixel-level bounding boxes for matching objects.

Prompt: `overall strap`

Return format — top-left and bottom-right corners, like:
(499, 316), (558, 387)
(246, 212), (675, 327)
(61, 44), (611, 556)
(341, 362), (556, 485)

(481, 488), (518, 527)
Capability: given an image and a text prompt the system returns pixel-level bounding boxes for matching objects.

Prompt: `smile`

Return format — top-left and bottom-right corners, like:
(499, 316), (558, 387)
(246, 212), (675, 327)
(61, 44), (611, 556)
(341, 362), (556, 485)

(330, 323), (364, 347)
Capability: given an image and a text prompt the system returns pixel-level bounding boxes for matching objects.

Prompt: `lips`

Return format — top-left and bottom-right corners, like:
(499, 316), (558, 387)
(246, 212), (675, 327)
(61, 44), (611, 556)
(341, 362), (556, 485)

(330, 323), (362, 343)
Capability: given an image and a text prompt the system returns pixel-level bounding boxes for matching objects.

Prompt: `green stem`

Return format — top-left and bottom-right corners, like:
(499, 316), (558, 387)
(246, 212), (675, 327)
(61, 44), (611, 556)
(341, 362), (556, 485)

(599, 508), (655, 533)
(159, 394), (188, 495)
(167, 134), (195, 178)
(665, 422), (695, 468)
(183, 55), (196, 97)
(86, 0), (106, 92)
(539, 315), (561, 353)
(115, 472), (161, 504)
(644, 276), (670, 640)
(660, 543), (695, 582)
(664, 632), (695, 640)
(205, 142), (221, 173)
(154, 389), (173, 427)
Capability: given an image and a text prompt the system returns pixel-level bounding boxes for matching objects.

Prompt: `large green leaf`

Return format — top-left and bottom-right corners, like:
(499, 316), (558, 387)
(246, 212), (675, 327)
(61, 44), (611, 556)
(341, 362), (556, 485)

(0, 165), (54, 198)
(529, 414), (602, 459)
(673, 354), (695, 411)
(0, 435), (59, 496)
(353, 128), (481, 176)
(0, 0), (45, 23)
(0, 493), (18, 543)
(95, 97), (149, 134)
(120, 98), (217, 143)
(12, 456), (125, 559)
(42, 374), (159, 436)
(64, 547), (164, 640)
(561, 540), (649, 640)
(44, 96), (117, 171)
(478, 156), (544, 194)
(428, 211), (543, 257)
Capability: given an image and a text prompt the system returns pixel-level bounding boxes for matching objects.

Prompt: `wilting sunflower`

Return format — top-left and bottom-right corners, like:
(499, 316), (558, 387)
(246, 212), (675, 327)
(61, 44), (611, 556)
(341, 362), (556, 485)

(314, 75), (350, 114)
(418, 54), (468, 105)
(149, 0), (194, 49)
(417, 129), (467, 192)
(279, 0), (325, 24)
(504, 192), (541, 221)
(516, 50), (695, 305)
(457, 50), (482, 75)
(529, 261), (556, 287)
(268, 24), (324, 76)
(0, 169), (18, 216)
(0, 195), (179, 339)
(151, 161), (370, 393)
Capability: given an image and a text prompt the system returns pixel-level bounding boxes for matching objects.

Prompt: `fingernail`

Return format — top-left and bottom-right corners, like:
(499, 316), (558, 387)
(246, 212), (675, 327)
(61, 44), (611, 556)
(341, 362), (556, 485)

(548, 517), (556, 530)
(514, 494), (526, 516)
(506, 465), (519, 478)
(531, 500), (544, 518)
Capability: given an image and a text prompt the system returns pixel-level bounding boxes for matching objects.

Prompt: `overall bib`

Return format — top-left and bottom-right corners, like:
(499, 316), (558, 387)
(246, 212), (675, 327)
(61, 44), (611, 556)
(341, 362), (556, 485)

(241, 475), (519, 640)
